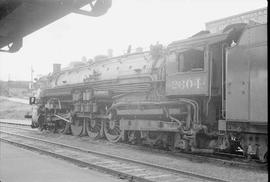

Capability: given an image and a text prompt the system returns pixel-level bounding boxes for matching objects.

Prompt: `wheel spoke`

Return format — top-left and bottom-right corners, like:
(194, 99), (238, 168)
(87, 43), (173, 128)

(104, 119), (122, 143)
(114, 127), (121, 134)
(86, 119), (103, 139)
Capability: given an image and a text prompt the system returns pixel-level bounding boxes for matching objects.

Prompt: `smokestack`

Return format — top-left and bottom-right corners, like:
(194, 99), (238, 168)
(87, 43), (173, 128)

(136, 47), (143, 53)
(107, 49), (113, 57)
(127, 45), (131, 54)
(53, 64), (61, 73)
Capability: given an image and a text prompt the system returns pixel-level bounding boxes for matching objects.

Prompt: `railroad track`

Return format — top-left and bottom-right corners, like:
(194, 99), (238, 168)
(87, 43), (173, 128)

(0, 122), (34, 131)
(0, 120), (30, 126)
(0, 129), (228, 182)
(0, 122), (267, 172)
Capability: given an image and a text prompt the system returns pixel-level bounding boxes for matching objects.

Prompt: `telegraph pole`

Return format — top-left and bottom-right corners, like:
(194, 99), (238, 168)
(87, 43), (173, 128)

(7, 73), (10, 96)
(30, 65), (34, 90)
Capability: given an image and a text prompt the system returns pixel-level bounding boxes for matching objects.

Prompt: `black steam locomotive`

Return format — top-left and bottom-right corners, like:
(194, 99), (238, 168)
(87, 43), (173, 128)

(29, 23), (267, 162)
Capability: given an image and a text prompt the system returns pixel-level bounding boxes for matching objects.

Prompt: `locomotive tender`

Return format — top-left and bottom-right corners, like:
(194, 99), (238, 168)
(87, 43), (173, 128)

(30, 23), (267, 162)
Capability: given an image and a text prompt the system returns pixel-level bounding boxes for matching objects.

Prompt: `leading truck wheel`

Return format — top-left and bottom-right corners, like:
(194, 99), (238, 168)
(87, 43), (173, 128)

(37, 115), (45, 131)
(144, 131), (163, 147)
(259, 151), (268, 163)
(85, 118), (103, 139)
(104, 119), (122, 142)
(70, 118), (84, 136)
(56, 120), (70, 134)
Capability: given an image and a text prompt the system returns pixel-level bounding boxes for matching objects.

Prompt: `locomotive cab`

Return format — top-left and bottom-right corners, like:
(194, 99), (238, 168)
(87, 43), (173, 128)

(166, 46), (208, 96)
(166, 31), (231, 124)
(165, 23), (268, 161)
(164, 26), (253, 153)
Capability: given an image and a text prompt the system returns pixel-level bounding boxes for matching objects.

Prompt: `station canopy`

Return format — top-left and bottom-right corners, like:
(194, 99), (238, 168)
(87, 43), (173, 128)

(0, 0), (111, 52)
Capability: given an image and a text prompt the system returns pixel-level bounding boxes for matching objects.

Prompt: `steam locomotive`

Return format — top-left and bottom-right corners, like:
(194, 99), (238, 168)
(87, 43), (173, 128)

(29, 23), (267, 162)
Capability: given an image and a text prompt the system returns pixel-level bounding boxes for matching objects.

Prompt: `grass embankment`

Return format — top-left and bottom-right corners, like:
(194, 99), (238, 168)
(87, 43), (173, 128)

(0, 98), (32, 119)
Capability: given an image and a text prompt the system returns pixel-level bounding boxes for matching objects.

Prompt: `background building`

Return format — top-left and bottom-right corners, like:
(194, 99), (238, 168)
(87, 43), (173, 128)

(205, 7), (267, 33)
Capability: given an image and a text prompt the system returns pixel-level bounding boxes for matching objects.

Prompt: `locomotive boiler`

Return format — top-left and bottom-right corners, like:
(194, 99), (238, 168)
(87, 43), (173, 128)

(30, 23), (267, 162)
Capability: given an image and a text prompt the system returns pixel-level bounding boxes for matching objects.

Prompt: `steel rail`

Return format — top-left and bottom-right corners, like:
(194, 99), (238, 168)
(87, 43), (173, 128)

(0, 121), (30, 126)
(0, 129), (228, 182)
(0, 137), (148, 182)
(0, 125), (35, 131)
(0, 122), (267, 171)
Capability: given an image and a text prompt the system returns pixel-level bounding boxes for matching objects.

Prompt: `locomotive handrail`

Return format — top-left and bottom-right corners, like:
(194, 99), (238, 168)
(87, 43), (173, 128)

(206, 48), (212, 117)
(116, 74), (154, 82)
(43, 80), (164, 96)
(221, 42), (229, 119)
(106, 99), (199, 124)
(44, 76), (164, 91)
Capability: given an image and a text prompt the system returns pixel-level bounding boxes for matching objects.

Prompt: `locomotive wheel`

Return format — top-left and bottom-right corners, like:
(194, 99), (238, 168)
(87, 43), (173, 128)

(57, 120), (71, 134)
(70, 118), (84, 136)
(104, 119), (122, 142)
(54, 120), (65, 133)
(62, 122), (71, 134)
(127, 131), (142, 145)
(37, 115), (45, 131)
(45, 116), (55, 132)
(85, 118), (103, 139)
(144, 131), (163, 147)
(258, 149), (268, 163)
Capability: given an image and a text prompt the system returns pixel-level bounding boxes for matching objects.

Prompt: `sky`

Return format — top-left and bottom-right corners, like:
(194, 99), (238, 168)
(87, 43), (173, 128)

(0, 0), (267, 81)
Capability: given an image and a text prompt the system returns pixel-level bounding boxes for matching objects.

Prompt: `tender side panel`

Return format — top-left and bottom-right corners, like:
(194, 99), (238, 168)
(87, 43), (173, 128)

(248, 26), (267, 122)
(226, 24), (267, 123)
(226, 46), (249, 120)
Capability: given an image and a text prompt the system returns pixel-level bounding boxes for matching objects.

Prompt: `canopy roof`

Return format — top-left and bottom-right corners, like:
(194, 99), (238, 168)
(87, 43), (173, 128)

(0, 0), (111, 52)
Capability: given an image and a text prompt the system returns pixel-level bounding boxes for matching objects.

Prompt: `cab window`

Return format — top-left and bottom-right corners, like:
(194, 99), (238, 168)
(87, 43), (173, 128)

(178, 48), (204, 72)
(166, 52), (178, 74)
